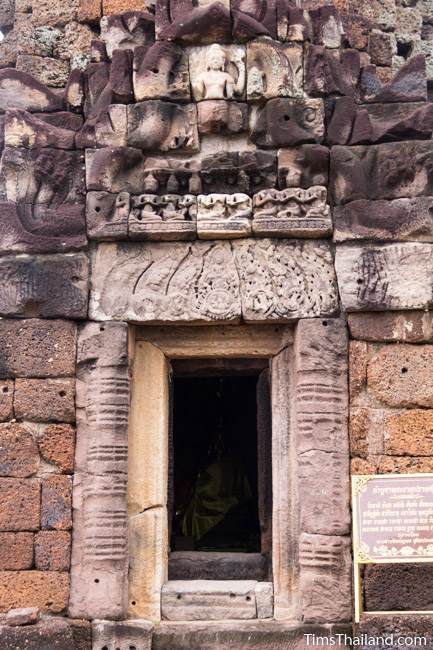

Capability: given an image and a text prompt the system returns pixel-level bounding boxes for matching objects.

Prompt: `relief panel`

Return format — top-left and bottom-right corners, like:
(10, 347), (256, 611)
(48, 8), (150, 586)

(197, 193), (252, 239)
(190, 44), (246, 102)
(247, 40), (303, 100)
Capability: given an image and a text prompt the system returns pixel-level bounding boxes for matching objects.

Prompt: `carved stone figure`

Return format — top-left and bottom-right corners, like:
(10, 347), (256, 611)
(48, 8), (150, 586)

(156, 0), (231, 44)
(200, 150), (276, 193)
(133, 42), (191, 102)
(252, 186), (332, 237)
(129, 194), (197, 240)
(100, 11), (155, 59)
(197, 100), (248, 134)
(86, 191), (130, 240)
(250, 97), (325, 147)
(304, 45), (361, 97)
(143, 158), (202, 195)
(278, 145), (329, 189)
(4, 109), (76, 150)
(277, 1), (312, 41)
(127, 101), (199, 152)
(197, 193), (252, 239)
(247, 40), (303, 100)
(190, 44), (246, 101)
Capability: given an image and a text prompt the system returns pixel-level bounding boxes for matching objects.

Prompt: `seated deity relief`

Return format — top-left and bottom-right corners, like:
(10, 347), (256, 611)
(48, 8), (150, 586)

(127, 101), (199, 152)
(133, 42), (191, 102)
(129, 194), (197, 241)
(197, 193), (252, 239)
(143, 158), (202, 195)
(86, 191), (130, 240)
(252, 186), (332, 238)
(247, 40), (303, 100)
(190, 44), (246, 101)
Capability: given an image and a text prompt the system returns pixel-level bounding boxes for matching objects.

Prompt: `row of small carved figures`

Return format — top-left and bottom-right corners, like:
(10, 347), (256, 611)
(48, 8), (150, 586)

(89, 187), (330, 224)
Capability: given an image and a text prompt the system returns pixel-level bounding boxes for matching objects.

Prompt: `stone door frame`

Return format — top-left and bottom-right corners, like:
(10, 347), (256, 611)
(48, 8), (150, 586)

(70, 318), (352, 625)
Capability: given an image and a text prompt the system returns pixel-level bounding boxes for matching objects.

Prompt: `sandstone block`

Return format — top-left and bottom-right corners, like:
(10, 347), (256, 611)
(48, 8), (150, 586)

(35, 531), (71, 571)
(156, 1), (231, 43)
(32, 0), (79, 27)
(334, 198), (433, 242)
(0, 533), (34, 570)
(201, 150), (276, 194)
(359, 54), (427, 104)
(250, 97), (325, 147)
(0, 69), (64, 114)
(100, 11), (155, 60)
(197, 101), (248, 135)
(310, 5), (344, 47)
(133, 42), (190, 102)
(0, 617), (81, 650)
(365, 564), (433, 613)
(305, 46), (360, 97)
(161, 581), (258, 621)
(41, 475), (72, 530)
(368, 344), (433, 407)
(4, 109), (76, 150)
(0, 0), (14, 30)
(85, 147), (145, 193)
(0, 253), (89, 319)
(0, 478), (40, 531)
(0, 381), (13, 422)
(384, 409), (433, 456)
(349, 340), (367, 404)
(335, 243), (433, 312)
(247, 40), (302, 100)
(0, 572), (69, 613)
(86, 191), (129, 240)
(38, 424), (75, 473)
(78, 0), (102, 23)
(233, 0), (277, 40)
(197, 194), (252, 239)
(5, 607), (39, 626)
(14, 378), (75, 423)
(129, 194), (197, 241)
(0, 320), (76, 379)
(92, 620), (153, 650)
(0, 423), (39, 478)
(277, 1), (313, 42)
(348, 311), (433, 343)
(278, 145), (329, 189)
(16, 55), (70, 89)
(93, 104), (127, 147)
(110, 49), (134, 103)
(127, 101), (199, 153)
(331, 141), (433, 205)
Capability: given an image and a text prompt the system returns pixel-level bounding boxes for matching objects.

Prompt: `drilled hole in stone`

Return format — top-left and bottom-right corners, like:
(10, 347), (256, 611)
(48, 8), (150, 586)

(357, 278), (363, 285)
(94, 578), (100, 583)
(100, 326), (105, 332)
(322, 320), (328, 327)
(401, 367), (408, 374)
(131, 601), (136, 606)
(246, 596), (252, 601)
(2, 386), (8, 393)
(59, 390), (66, 397)
(176, 594), (182, 600)
(71, 276), (80, 282)
(230, 593), (235, 598)
(102, 646), (108, 650)
(130, 646), (136, 650)
(284, 114), (290, 121)
(95, 206), (101, 213)
(152, 68), (159, 73)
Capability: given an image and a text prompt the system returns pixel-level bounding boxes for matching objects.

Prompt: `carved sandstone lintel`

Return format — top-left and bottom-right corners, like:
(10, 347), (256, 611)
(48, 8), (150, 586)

(129, 194), (197, 241)
(197, 193), (252, 239)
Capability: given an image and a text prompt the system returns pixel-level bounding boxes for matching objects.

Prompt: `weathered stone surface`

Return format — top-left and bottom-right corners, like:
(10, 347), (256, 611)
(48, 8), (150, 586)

(0, 146), (86, 254)
(86, 146), (145, 192)
(41, 475), (72, 530)
(93, 104), (128, 147)
(383, 410), (433, 456)
(356, 614), (433, 648)
(378, 455), (433, 474)
(0, 572), (69, 613)
(0, 319), (76, 379)
(349, 341), (367, 406)
(5, 607), (40, 626)
(4, 109), (76, 149)
(359, 54), (427, 103)
(0, 381), (13, 422)
(39, 424), (75, 474)
(368, 30), (396, 67)
(100, 11), (155, 59)
(35, 531), (71, 571)
(31, 0), (79, 27)
(252, 187), (332, 238)
(14, 379), (75, 423)
(365, 564), (433, 612)
(109, 48), (134, 102)
(305, 46), (360, 97)
(0, 0), (14, 30)
(90, 241), (241, 323)
(310, 5), (344, 47)
(156, 1), (231, 44)
(133, 42), (190, 102)
(250, 98), (325, 147)
(0, 617), (85, 650)
(368, 344), (433, 408)
(70, 322), (129, 620)
(334, 198), (433, 242)
(168, 552), (268, 582)
(201, 150), (276, 194)
(335, 243), (433, 311)
(78, 0), (102, 23)
(0, 478), (40, 531)
(197, 193), (252, 239)
(127, 101), (199, 152)
(233, 0), (277, 40)
(0, 423), (39, 478)
(0, 69), (65, 115)
(129, 194), (197, 241)
(86, 191), (129, 240)
(247, 40), (302, 100)
(299, 533), (351, 623)
(330, 141), (433, 205)
(0, 533), (34, 570)
(190, 44), (245, 102)
(92, 620), (153, 650)
(197, 101), (248, 135)
(0, 253), (89, 318)
(16, 55), (70, 89)
(235, 240), (338, 322)
(161, 581), (260, 621)
(348, 311), (433, 343)
(277, 1), (312, 42)
(278, 145), (329, 189)
(54, 21), (94, 64)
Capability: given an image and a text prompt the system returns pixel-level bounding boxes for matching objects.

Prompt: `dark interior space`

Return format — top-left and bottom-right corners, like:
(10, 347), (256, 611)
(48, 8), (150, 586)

(171, 369), (261, 553)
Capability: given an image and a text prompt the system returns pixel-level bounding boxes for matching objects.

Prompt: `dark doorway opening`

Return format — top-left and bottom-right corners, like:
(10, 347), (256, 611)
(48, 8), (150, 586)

(168, 359), (272, 581)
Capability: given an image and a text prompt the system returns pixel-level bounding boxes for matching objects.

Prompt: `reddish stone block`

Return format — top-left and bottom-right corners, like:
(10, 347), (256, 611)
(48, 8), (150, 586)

(0, 423), (39, 478)
(35, 531), (71, 571)
(78, 0), (102, 23)
(0, 381), (13, 422)
(38, 424), (75, 474)
(348, 311), (433, 343)
(349, 408), (369, 458)
(0, 533), (33, 570)
(0, 617), (90, 649)
(0, 320), (77, 379)
(365, 564), (433, 612)
(351, 457), (378, 475)
(14, 379), (75, 424)
(0, 572), (69, 613)
(378, 456), (433, 473)
(41, 476), (72, 530)
(384, 410), (433, 456)
(0, 479), (40, 532)
(349, 341), (367, 404)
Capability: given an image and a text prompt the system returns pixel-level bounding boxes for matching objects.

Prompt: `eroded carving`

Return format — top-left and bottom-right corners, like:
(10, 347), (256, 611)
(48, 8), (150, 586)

(190, 44), (246, 101)
(250, 97), (325, 147)
(127, 101), (199, 152)
(156, 1), (231, 44)
(252, 187), (332, 238)
(359, 54), (427, 104)
(232, 0), (277, 40)
(197, 193), (252, 239)
(197, 100), (248, 135)
(0, 69), (64, 114)
(86, 147), (145, 193)
(277, 1), (312, 42)
(304, 46), (361, 97)
(201, 150), (276, 193)
(86, 191), (130, 240)
(278, 145), (329, 189)
(247, 40), (303, 100)
(129, 194), (197, 241)
(144, 158), (202, 195)
(100, 11), (155, 59)
(133, 42), (190, 102)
